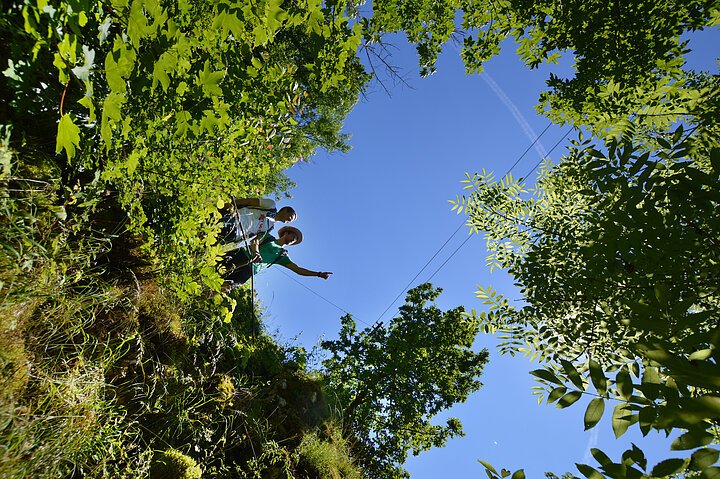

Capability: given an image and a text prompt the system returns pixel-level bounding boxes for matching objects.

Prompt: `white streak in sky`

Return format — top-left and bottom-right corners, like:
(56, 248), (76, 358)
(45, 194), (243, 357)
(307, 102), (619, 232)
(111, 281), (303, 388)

(582, 427), (600, 464)
(481, 73), (548, 160)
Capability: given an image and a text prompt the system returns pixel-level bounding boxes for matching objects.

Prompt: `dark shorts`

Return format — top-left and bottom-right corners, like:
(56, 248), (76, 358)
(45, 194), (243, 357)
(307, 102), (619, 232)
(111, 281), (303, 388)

(222, 252), (253, 289)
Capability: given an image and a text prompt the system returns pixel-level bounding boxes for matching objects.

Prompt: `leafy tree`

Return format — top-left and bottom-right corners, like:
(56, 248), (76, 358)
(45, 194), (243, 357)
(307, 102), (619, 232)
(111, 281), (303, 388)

(457, 114), (720, 477)
(321, 283), (489, 479)
(2, 0), (369, 298)
(361, 0), (719, 138)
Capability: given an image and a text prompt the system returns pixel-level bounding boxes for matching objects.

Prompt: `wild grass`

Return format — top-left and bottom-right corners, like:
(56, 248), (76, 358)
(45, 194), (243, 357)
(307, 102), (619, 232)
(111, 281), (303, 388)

(0, 136), (362, 478)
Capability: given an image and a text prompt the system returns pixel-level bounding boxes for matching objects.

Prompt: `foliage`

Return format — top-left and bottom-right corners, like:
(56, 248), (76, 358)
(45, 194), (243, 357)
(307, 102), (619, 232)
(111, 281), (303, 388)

(3, 0), (369, 299)
(150, 449), (203, 479)
(362, 0), (719, 139)
(297, 425), (362, 479)
(456, 114), (720, 476)
(322, 283), (489, 478)
(0, 141), (151, 478)
(0, 138), (337, 478)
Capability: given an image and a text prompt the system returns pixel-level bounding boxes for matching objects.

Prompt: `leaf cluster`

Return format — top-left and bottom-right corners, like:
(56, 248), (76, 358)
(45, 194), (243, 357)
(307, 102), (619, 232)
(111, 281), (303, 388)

(321, 283), (489, 478)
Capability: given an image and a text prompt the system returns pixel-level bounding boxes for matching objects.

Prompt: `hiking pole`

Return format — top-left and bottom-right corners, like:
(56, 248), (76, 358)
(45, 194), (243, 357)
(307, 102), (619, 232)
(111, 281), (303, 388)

(232, 198), (257, 338)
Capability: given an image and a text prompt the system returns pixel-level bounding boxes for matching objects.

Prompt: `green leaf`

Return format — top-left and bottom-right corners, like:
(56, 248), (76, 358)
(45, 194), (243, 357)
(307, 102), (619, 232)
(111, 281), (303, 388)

(654, 283), (670, 307)
(152, 50), (177, 91)
(56, 114), (81, 159)
(548, 386), (567, 404)
(125, 149), (142, 174)
(556, 391), (582, 408)
(671, 430), (714, 450)
(691, 448), (719, 471)
(689, 349), (713, 361)
(589, 359), (607, 395)
(584, 398), (605, 430)
(642, 365), (660, 385)
(650, 458), (686, 477)
(576, 463), (605, 479)
(101, 91), (125, 144)
(622, 444), (647, 470)
(511, 470), (526, 479)
(104, 37), (135, 93)
(612, 403), (638, 438)
(198, 60), (225, 97)
(591, 448), (613, 467)
(530, 368), (564, 386)
(616, 367), (633, 400)
(561, 360), (585, 391)
(478, 460), (499, 476)
(701, 467), (720, 479)
(638, 406), (656, 436)
(253, 24), (268, 45)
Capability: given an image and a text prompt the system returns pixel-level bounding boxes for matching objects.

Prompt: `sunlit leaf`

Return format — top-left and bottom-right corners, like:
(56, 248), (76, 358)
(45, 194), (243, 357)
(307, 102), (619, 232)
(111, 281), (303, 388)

(576, 463), (604, 479)
(56, 114), (81, 159)
(530, 368), (564, 386)
(557, 391), (582, 408)
(612, 403), (637, 438)
(671, 430), (714, 450)
(589, 360), (607, 395)
(690, 448), (720, 470)
(584, 398), (605, 430)
(650, 458), (686, 477)
(616, 367), (633, 400)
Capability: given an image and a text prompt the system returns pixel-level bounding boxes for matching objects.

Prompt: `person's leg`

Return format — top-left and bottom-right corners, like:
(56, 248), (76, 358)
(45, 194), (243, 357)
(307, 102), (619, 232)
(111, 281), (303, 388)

(223, 260), (252, 289)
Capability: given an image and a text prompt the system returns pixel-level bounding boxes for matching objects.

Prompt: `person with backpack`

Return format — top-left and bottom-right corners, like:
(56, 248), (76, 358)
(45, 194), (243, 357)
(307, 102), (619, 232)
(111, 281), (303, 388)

(219, 197), (297, 250)
(222, 226), (332, 291)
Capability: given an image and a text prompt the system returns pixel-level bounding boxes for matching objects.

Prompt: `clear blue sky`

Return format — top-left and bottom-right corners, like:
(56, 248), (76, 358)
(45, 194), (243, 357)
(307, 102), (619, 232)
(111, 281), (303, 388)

(254, 28), (720, 477)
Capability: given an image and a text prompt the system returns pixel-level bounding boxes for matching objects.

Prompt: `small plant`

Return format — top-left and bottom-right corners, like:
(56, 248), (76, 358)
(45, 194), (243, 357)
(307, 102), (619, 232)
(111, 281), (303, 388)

(298, 426), (361, 479)
(150, 449), (202, 479)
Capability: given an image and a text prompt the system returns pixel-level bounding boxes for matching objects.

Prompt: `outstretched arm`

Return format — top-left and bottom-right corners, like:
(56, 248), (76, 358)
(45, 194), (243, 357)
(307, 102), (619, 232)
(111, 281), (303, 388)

(283, 262), (332, 279)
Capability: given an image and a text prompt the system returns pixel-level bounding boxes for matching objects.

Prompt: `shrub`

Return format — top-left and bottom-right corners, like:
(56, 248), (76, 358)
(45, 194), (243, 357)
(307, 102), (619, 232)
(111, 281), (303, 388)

(150, 449), (202, 479)
(298, 426), (361, 479)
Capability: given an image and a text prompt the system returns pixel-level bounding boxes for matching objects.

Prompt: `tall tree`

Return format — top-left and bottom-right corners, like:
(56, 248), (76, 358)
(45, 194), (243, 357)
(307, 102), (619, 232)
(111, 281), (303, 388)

(456, 107), (720, 477)
(361, 0), (719, 137)
(322, 283), (489, 479)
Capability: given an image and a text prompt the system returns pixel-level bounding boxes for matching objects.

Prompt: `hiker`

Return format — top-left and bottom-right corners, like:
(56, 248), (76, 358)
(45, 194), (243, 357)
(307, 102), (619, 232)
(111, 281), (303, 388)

(219, 197), (296, 249)
(221, 226), (332, 291)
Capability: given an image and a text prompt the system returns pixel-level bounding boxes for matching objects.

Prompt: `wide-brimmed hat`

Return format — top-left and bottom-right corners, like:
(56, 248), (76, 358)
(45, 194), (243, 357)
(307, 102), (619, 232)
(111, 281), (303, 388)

(278, 226), (303, 244)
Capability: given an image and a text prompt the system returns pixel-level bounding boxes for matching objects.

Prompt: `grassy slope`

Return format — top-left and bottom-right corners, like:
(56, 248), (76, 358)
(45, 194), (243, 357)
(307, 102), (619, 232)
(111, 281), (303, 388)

(0, 147), (359, 478)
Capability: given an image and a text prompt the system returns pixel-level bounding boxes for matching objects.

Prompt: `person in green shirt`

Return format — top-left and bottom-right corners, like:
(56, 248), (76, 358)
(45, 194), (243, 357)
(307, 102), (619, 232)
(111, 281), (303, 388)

(222, 226), (332, 290)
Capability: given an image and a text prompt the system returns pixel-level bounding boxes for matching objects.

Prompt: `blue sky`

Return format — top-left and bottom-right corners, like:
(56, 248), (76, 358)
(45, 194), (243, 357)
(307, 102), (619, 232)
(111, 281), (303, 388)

(254, 28), (720, 477)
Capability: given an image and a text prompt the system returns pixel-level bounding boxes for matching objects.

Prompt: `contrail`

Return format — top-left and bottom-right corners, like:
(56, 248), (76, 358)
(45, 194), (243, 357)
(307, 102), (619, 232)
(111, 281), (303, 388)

(581, 427), (600, 465)
(481, 72), (548, 160)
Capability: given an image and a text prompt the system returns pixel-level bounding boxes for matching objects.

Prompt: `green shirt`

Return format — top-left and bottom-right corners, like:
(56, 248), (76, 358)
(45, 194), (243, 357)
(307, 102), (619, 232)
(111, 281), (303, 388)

(246, 236), (292, 274)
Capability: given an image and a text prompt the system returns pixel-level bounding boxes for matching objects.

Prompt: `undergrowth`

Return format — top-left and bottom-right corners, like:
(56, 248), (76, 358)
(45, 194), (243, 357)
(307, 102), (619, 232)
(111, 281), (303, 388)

(0, 136), (360, 478)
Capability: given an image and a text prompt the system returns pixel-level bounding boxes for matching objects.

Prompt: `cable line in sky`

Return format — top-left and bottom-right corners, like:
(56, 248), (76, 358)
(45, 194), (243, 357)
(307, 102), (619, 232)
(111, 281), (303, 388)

(373, 122), (557, 324)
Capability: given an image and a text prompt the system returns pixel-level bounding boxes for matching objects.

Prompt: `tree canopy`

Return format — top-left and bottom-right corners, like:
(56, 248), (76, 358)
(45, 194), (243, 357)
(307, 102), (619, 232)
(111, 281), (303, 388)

(457, 69), (720, 479)
(322, 283), (489, 479)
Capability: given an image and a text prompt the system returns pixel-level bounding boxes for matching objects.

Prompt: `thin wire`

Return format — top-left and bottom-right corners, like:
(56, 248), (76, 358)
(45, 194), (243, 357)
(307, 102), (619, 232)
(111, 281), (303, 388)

(374, 121), (555, 323)
(425, 126), (575, 283)
(265, 124), (565, 327)
(503, 122), (552, 177)
(425, 234), (474, 282)
(520, 127), (574, 180)
(274, 267), (377, 327)
(375, 220), (466, 322)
